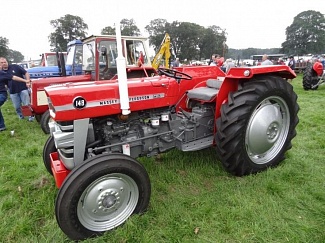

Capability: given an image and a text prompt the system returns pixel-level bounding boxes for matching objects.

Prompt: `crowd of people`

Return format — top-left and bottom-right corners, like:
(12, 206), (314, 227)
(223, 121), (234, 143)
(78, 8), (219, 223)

(0, 57), (33, 132)
(208, 54), (236, 73)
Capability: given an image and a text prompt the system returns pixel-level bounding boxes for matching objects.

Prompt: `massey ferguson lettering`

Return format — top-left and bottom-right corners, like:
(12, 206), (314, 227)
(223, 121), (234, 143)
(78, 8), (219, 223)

(100, 99), (119, 105)
(98, 93), (165, 106)
(129, 95), (150, 102)
(129, 93), (165, 102)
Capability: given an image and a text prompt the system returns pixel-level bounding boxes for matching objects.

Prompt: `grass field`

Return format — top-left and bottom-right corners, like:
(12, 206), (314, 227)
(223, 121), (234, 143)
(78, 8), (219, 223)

(0, 74), (325, 242)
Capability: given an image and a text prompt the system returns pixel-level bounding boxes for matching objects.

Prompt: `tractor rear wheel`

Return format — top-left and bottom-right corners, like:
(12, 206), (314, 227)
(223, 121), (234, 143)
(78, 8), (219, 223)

(55, 154), (151, 241)
(303, 63), (319, 90)
(215, 75), (299, 176)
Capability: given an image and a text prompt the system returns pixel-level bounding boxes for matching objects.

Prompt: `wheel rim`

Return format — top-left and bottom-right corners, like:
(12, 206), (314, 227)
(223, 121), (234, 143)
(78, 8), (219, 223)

(245, 96), (290, 164)
(77, 173), (139, 231)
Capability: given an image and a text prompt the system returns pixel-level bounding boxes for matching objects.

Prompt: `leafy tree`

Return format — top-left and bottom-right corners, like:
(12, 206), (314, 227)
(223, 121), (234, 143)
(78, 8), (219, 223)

(0, 37), (9, 58)
(199, 25), (227, 60)
(120, 19), (141, 36)
(168, 21), (203, 61)
(145, 20), (227, 62)
(145, 19), (169, 52)
(7, 50), (24, 63)
(102, 19), (141, 36)
(101, 26), (116, 35)
(0, 37), (24, 62)
(49, 14), (88, 52)
(282, 10), (325, 55)
(241, 48), (261, 59)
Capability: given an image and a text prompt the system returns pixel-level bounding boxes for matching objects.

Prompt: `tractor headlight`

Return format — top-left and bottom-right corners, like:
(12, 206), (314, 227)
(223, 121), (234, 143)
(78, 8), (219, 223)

(244, 70), (250, 77)
(47, 97), (56, 114)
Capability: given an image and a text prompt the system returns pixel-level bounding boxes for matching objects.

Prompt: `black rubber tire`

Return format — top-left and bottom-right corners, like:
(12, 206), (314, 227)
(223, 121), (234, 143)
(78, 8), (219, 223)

(215, 75), (299, 176)
(40, 110), (51, 134)
(35, 114), (41, 122)
(303, 63), (319, 90)
(55, 153), (151, 241)
(42, 136), (56, 175)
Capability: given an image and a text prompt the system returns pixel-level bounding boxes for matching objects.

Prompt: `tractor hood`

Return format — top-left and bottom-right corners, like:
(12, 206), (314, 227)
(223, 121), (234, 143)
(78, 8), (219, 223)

(45, 76), (176, 121)
(31, 74), (92, 91)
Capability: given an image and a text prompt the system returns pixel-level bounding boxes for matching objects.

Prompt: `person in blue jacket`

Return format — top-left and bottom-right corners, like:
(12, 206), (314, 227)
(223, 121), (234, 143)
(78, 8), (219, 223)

(0, 57), (33, 121)
(0, 70), (30, 131)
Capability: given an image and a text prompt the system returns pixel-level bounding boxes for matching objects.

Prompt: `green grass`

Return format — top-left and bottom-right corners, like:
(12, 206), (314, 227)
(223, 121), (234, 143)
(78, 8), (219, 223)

(1, 74), (325, 242)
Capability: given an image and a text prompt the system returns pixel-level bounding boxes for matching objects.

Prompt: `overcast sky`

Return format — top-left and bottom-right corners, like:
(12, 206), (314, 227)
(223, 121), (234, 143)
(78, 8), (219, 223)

(2, 0), (324, 60)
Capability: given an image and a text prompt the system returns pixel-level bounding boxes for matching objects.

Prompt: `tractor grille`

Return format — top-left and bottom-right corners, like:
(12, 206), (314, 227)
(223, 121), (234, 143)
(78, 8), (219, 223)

(52, 122), (75, 170)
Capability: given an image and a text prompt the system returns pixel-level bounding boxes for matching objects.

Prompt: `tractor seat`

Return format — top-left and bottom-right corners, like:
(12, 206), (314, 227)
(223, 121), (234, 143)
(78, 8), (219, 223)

(187, 79), (223, 101)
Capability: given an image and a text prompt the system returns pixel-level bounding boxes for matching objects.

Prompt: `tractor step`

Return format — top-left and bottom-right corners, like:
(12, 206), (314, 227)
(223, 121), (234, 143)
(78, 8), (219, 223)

(178, 135), (214, 151)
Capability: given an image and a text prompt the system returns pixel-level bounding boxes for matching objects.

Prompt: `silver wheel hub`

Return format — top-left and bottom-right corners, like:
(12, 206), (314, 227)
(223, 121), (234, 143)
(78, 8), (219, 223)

(267, 122), (279, 140)
(98, 190), (120, 211)
(246, 97), (290, 164)
(77, 173), (139, 231)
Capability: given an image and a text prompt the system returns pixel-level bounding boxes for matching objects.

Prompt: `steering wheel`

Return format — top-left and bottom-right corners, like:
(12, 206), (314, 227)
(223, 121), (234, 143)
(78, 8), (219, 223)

(158, 68), (192, 80)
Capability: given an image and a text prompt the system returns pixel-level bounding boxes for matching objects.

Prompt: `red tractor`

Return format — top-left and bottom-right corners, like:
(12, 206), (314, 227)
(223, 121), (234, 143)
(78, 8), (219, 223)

(23, 35), (156, 134)
(302, 57), (325, 90)
(43, 45), (299, 240)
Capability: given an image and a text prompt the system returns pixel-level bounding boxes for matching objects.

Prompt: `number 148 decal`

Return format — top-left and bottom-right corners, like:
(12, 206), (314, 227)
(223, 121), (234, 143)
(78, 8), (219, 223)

(73, 96), (87, 109)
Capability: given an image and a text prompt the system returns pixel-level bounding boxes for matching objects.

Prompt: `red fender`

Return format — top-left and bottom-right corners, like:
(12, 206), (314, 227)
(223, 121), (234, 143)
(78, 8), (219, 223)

(313, 61), (323, 76)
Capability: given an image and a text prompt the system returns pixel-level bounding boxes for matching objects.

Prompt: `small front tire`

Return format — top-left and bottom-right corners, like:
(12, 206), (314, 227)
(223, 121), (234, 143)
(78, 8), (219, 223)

(42, 136), (56, 175)
(40, 110), (51, 134)
(55, 153), (151, 241)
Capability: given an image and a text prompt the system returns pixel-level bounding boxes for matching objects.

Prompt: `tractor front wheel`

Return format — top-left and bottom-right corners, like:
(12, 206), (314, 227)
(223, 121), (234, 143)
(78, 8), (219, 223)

(40, 110), (51, 134)
(35, 114), (41, 122)
(42, 136), (56, 175)
(215, 75), (299, 176)
(55, 154), (151, 241)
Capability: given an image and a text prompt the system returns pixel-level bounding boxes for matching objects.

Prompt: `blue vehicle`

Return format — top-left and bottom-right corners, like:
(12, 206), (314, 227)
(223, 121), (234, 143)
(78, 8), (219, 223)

(65, 39), (83, 76)
(27, 39), (83, 79)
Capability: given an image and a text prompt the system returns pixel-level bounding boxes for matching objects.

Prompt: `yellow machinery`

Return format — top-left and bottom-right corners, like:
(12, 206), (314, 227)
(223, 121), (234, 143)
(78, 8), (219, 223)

(151, 33), (171, 69)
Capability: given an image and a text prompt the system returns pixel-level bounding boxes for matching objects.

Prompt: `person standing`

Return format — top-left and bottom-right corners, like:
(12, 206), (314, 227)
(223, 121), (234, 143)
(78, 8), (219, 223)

(137, 51), (144, 67)
(225, 58), (235, 73)
(0, 57), (34, 121)
(216, 54), (224, 68)
(278, 58), (285, 65)
(208, 54), (216, 65)
(260, 54), (273, 65)
(172, 58), (180, 67)
(0, 70), (30, 131)
(288, 56), (296, 71)
(287, 56), (296, 82)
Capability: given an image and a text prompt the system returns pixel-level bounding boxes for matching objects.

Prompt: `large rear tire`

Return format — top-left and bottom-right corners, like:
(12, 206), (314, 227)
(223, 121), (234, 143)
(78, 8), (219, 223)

(303, 63), (319, 90)
(55, 154), (151, 241)
(215, 75), (299, 176)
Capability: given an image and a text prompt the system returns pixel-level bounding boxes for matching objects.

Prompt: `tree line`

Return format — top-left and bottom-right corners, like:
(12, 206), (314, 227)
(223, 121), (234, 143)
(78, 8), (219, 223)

(0, 37), (24, 63)
(1, 10), (324, 63)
